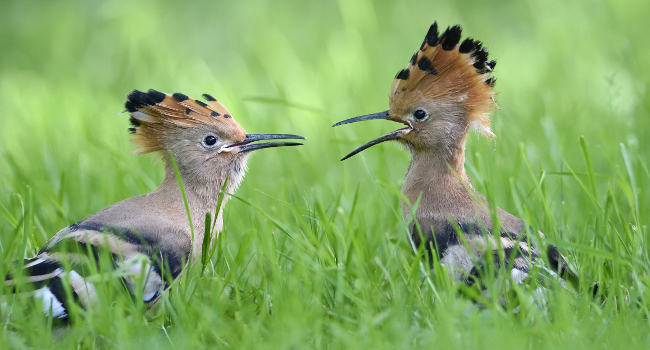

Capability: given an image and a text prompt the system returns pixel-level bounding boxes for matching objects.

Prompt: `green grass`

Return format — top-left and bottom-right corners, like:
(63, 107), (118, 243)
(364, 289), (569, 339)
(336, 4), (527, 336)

(1, 0), (649, 348)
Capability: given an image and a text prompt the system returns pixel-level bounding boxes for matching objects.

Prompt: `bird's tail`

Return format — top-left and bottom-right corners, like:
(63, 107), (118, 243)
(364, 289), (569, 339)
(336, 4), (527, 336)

(4, 257), (97, 321)
(4, 243), (169, 322)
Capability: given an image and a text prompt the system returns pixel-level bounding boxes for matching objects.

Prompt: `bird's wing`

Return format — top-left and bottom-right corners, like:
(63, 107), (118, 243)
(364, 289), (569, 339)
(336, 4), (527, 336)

(411, 218), (538, 283)
(5, 222), (186, 321)
(411, 217), (581, 288)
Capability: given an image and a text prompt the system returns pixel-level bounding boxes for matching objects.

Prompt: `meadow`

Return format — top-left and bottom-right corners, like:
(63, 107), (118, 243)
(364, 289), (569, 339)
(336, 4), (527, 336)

(1, 0), (649, 348)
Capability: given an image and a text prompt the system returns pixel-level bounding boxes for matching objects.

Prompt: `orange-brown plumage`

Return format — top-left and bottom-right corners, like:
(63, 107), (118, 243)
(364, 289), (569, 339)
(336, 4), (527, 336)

(390, 24), (497, 138)
(126, 90), (245, 154)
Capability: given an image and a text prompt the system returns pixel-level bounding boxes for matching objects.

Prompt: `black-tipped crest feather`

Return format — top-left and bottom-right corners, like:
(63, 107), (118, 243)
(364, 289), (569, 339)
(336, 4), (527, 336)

(424, 22), (439, 48)
(147, 89), (166, 103)
(202, 93), (217, 101)
(441, 25), (462, 50)
(396, 68), (410, 80)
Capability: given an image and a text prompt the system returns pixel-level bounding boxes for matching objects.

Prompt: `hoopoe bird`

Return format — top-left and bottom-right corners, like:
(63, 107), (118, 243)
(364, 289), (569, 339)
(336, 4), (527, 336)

(4, 89), (304, 321)
(334, 22), (576, 288)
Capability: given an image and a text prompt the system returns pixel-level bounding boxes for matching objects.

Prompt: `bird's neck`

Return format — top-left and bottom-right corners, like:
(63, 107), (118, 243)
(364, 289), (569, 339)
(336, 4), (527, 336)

(159, 165), (225, 207)
(153, 157), (247, 252)
(401, 133), (485, 223)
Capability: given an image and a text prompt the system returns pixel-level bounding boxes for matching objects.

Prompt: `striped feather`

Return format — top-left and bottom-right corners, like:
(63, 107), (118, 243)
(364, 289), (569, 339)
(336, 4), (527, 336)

(125, 89), (245, 154)
(5, 222), (184, 321)
(411, 218), (575, 287)
(389, 22), (497, 138)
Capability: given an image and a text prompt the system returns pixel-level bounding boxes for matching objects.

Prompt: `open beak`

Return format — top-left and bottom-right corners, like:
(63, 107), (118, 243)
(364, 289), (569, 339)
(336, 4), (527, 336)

(220, 133), (305, 153)
(332, 110), (412, 161)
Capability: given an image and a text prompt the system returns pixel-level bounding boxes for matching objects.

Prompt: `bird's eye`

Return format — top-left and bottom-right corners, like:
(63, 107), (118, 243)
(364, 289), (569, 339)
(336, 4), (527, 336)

(203, 135), (217, 146)
(413, 109), (427, 120)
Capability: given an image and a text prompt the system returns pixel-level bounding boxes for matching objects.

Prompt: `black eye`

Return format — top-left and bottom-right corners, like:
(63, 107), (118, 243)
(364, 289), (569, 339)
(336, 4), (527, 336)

(413, 109), (427, 120)
(203, 135), (217, 146)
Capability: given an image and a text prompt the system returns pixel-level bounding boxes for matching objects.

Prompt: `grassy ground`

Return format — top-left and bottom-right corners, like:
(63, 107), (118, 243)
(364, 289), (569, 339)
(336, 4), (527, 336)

(1, 0), (649, 348)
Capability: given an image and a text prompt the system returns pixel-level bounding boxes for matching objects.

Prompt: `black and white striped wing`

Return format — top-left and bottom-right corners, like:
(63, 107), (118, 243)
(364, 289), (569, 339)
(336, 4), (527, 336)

(5, 222), (186, 321)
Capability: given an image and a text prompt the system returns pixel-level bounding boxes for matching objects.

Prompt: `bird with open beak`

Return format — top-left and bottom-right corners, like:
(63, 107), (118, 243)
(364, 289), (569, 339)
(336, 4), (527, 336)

(5, 89), (304, 321)
(334, 22), (576, 289)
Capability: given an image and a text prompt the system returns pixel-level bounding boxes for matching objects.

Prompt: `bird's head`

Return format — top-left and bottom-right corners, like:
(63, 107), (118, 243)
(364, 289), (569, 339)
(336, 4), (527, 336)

(334, 22), (497, 161)
(124, 89), (304, 182)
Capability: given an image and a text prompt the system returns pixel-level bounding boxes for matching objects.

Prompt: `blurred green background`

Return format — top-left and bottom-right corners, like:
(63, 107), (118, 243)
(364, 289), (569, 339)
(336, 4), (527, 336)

(1, 0), (649, 348)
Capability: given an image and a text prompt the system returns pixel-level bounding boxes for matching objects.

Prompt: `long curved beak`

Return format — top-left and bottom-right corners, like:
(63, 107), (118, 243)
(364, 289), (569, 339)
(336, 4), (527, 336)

(333, 110), (411, 161)
(332, 110), (392, 126)
(221, 133), (305, 153)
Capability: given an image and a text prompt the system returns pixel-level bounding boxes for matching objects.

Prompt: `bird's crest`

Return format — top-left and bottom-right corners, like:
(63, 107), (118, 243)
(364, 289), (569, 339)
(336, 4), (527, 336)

(390, 22), (497, 138)
(124, 90), (242, 154)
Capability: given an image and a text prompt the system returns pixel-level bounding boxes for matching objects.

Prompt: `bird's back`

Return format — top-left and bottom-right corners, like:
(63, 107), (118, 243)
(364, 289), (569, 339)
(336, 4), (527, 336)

(6, 192), (193, 321)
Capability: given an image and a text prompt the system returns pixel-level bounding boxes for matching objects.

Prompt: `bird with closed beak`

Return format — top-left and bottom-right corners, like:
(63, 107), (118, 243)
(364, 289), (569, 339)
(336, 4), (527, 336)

(5, 89), (304, 321)
(334, 22), (576, 288)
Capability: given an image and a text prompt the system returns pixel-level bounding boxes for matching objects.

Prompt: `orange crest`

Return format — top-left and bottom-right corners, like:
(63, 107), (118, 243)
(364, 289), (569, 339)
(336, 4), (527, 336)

(125, 90), (245, 154)
(389, 22), (497, 138)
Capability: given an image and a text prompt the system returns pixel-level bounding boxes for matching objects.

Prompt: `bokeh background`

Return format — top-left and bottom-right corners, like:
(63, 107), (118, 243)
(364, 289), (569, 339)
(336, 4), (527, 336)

(1, 0), (649, 348)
